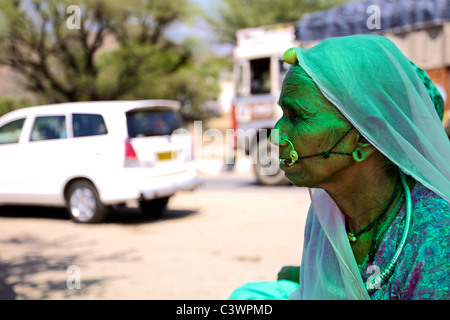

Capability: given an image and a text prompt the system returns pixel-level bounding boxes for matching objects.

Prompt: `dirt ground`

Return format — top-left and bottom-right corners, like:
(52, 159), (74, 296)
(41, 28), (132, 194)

(0, 162), (310, 300)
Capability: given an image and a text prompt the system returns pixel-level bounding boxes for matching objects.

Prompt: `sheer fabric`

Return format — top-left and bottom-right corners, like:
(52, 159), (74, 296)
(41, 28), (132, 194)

(288, 35), (450, 300)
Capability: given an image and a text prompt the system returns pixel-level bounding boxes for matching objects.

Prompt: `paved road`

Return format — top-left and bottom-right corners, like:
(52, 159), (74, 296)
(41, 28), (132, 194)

(0, 165), (310, 300)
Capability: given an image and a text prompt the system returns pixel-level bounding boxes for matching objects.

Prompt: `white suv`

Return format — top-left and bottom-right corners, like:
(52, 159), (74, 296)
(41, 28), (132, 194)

(0, 100), (199, 223)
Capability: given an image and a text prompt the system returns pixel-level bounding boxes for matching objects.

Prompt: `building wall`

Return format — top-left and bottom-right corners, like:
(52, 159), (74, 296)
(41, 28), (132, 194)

(386, 23), (450, 115)
(426, 66), (450, 113)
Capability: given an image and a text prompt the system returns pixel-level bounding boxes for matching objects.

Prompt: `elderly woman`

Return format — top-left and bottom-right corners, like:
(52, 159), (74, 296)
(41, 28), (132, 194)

(230, 35), (450, 300)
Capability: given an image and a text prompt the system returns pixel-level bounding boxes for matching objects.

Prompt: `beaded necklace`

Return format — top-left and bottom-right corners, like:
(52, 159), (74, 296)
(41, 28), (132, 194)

(364, 173), (413, 293)
(357, 192), (405, 273)
(347, 178), (401, 243)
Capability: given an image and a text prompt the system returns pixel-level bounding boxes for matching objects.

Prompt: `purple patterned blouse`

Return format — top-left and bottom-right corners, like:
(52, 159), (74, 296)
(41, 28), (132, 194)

(360, 181), (450, 300)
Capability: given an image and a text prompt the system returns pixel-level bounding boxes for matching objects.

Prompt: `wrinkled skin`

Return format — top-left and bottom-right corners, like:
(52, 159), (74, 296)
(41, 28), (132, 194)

(274, 65), (358, 190)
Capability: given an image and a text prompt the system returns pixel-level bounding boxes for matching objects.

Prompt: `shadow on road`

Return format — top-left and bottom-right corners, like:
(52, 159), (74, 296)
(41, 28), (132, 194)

(106, 206), (198, 224)
(0, 206), (70, 221)
(0, 205), (198, 225)
(0, 235), (141, 300)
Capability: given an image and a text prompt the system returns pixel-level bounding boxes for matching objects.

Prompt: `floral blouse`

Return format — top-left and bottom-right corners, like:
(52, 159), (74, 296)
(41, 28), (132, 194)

(359, 181), (450, 300)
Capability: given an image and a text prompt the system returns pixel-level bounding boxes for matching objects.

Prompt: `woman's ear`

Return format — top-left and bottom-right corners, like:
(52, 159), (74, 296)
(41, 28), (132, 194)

(352, 135), (375, 162)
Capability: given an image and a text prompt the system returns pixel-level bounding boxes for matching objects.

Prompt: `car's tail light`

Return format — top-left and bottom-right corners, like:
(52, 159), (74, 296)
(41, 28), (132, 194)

(125, 139), (137, 159)
(124, 139), (139, 167)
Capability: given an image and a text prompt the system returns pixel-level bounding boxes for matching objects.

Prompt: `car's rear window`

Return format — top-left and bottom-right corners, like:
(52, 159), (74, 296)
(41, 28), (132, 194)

(126, 109), (184, 138)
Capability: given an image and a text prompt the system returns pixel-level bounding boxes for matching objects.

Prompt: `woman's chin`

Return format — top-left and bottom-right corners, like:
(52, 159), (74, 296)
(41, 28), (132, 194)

(283, 170), (310, 188)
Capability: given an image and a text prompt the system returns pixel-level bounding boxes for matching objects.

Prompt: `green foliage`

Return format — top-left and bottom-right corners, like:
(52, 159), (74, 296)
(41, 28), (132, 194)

(0, 0), (352, 119)
(0, 97), (30, 117)
(205, 0), (349, 44)
(0, 0), (224, 118)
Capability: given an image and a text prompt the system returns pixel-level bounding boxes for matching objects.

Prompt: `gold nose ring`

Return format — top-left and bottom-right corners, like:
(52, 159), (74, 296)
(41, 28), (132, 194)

(280, 138), (299, 167)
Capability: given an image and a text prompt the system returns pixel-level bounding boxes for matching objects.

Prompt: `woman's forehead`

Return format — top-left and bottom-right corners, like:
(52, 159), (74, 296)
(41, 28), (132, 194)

(280, 72), (350, 126)
(280, 78), (336, 114)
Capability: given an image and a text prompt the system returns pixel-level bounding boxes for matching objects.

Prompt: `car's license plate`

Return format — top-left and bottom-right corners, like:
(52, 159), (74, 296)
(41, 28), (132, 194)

(158, 151), (176, 161)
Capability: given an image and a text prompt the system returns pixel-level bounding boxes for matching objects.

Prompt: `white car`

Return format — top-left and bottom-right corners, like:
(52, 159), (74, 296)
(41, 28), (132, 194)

(0, 100), (199, 223)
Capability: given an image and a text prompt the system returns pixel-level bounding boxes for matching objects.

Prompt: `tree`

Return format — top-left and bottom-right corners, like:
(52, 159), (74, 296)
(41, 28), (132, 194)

(0, 0), (222, 115)
(0, 96), (30, 117)
(205, 0), (348, 45)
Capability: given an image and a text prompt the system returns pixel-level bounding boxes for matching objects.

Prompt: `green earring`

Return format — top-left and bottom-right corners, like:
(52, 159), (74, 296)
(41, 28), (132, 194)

(352, 148), (364, 162)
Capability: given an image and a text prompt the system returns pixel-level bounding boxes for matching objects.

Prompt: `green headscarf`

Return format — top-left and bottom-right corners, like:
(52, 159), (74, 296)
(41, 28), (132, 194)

(410, 61), (444, 120)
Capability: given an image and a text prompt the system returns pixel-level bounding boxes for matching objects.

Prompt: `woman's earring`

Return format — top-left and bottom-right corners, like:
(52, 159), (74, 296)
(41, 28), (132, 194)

(352, 148), (364, 162)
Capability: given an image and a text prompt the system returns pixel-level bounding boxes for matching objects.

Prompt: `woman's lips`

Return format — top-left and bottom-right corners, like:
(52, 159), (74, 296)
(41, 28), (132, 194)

(279, 157), (295, 169)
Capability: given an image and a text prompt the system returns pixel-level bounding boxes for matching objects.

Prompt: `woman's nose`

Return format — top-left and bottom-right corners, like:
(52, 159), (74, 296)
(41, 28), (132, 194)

(272, 121), (289, 147)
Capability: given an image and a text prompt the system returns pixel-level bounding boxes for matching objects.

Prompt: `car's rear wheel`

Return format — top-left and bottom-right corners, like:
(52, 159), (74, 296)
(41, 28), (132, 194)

(66, 180), (109, 223)
(139, 196), (170, 220)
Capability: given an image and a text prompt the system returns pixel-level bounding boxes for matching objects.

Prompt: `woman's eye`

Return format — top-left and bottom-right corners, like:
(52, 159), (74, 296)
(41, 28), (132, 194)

(287, 110), (303, 123)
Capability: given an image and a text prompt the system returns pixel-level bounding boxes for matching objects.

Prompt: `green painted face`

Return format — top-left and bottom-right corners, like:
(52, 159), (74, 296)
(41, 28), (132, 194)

(275, 65), (356, 188)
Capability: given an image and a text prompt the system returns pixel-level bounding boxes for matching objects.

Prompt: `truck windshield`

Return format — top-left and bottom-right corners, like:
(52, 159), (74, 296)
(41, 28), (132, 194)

(250, 58), (271, 94)
(126, 109), (184, 138)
